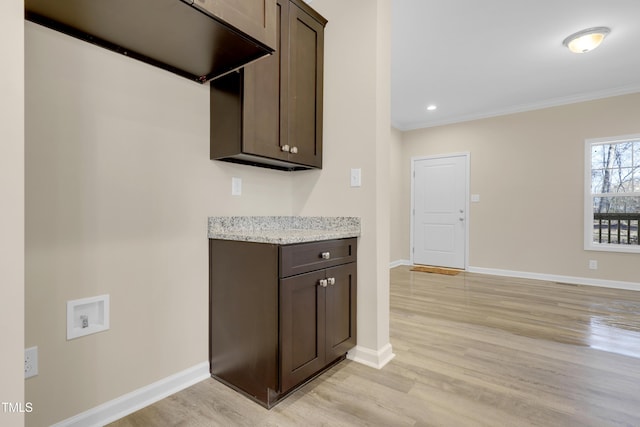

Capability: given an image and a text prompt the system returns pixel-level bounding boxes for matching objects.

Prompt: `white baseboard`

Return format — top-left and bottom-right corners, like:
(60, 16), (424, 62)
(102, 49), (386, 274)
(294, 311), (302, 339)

(467, 266), (640, 292)
(391, 261), (640, 292)
(389, 259), (411, 268)
(347, 343), (395, 369)
(51, 362), (210, 427)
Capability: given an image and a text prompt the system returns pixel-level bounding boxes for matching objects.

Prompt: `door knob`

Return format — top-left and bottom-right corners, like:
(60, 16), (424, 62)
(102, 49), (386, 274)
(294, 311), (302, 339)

(321, 252), (331, 259)
(327, 277), (336, 286)
(281, 144), (290, 152)
(289, 146), (298, 154)
(459, 217), (464, 221)
(318, 279), (328, 288)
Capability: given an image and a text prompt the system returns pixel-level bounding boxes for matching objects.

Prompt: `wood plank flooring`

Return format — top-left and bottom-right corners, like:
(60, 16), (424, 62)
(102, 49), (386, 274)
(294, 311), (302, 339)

(109, 266), (640, 426)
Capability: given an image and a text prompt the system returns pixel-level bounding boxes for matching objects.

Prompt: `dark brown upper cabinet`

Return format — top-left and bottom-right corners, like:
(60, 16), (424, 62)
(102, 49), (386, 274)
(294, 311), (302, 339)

(210, 0), (327, 171)
(25, 0), (277, 83)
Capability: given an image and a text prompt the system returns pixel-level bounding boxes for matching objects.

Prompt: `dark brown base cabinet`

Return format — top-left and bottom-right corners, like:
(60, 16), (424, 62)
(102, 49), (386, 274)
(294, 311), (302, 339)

(209, 238), (357, 408)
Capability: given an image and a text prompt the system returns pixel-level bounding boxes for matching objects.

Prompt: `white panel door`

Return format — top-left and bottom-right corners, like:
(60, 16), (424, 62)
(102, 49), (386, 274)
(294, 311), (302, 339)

(413, 155), (467, 269)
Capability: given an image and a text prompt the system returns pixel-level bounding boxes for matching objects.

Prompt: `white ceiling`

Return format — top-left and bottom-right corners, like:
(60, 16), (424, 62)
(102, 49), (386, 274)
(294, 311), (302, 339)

(391, 0), (640, 131)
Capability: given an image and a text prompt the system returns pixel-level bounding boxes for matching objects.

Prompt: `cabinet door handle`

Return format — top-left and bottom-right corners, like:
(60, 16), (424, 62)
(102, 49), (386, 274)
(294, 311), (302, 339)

(318, 279), (328, 288)
(281, 144), (290, 152)
(321, 252), (331, 259)
(289, 146), (298, 154)
(327, 277), (336, 286)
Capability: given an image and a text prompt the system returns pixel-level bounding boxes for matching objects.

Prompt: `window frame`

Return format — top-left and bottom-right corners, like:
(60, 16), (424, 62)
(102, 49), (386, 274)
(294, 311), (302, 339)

(584, 133), (640, 253)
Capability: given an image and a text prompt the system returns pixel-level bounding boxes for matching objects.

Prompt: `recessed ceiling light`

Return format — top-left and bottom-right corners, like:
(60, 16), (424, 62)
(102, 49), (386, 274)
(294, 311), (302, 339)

(427, 105), (437, 111)
(563, 27), (610, 53)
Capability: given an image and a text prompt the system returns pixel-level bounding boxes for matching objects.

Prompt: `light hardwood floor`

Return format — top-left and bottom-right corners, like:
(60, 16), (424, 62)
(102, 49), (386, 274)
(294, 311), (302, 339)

(110, 266), (640, 426)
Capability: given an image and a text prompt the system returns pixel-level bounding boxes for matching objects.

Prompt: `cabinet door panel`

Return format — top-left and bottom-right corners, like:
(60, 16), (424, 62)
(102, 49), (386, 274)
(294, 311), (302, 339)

(280, 270), (326, 392)
(242, 0), (289, 161)
(288, 2), (324, 168)
(325, 263), (357, 362)
(291, 284), (320, 369)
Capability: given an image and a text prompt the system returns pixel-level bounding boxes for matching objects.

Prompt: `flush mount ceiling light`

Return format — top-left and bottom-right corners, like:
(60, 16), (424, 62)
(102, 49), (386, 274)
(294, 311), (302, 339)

(563, 27), (610, 53)
(426, 105), (437, 111)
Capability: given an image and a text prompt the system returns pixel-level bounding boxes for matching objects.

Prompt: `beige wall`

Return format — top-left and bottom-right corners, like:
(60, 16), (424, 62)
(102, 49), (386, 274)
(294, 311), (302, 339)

(24, 23), (293, 426)
(0, 1), (25, 426)
(296, 0), (392, 357)
(24, 0), (392, 424)
(396, 93), (640, 283)
(390, 127), (408, 263)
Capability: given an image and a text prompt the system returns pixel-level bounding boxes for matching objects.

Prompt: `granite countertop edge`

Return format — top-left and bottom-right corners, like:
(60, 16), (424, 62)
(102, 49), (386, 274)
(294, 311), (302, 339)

(207, 216), (361, 245)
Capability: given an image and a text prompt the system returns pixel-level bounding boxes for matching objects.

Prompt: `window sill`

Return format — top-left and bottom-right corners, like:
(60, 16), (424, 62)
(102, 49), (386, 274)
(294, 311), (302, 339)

(585, 243), (640, 254)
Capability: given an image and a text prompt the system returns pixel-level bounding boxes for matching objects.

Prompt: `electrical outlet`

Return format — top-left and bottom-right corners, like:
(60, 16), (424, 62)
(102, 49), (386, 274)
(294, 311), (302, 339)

(589, 260), (598, 270)
(25, 346), (38, 379)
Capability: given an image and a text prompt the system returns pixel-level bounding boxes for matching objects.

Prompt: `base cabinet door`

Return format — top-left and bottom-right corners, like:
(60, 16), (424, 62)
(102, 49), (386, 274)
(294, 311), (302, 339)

(280, 269), (327, 392)
(325, 263), (357, 362)
(279, 261), (357, 393)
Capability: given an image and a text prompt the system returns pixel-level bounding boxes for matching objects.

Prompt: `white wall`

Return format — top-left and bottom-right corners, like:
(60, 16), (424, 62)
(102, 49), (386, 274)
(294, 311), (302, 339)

(0, 1), (25, 426)
(24, 0), (393, 424)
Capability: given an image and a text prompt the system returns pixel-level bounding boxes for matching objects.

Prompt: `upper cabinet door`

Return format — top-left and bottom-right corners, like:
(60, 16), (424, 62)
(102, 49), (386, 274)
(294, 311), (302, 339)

(287, 1), (325, 169)
(240, 0), (289, 163)
(191, 0), (277, 51)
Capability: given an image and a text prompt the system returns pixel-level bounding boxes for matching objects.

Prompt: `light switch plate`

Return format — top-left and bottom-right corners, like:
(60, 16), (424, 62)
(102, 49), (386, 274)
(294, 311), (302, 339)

(471, 194), (480, 202)
(231, 177), (242, 196)
(350, 168), (362, 187)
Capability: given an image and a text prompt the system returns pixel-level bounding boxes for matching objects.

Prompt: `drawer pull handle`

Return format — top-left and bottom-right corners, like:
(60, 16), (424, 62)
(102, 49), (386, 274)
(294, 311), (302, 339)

(318, 279), (328, 288)
(327, 277), (336, 286)
(321, 252), (331, 260)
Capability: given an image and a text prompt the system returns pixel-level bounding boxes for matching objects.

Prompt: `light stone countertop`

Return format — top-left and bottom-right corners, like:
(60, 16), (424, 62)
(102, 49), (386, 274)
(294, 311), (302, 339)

(208, 216), (360, 244)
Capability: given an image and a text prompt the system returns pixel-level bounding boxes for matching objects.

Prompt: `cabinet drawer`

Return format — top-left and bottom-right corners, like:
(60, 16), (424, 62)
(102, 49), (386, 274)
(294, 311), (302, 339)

(280, 238), (356, 277)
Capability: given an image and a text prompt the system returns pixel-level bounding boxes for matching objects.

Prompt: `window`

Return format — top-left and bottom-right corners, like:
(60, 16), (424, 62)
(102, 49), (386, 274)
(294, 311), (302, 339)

(585, 134), (640, 253)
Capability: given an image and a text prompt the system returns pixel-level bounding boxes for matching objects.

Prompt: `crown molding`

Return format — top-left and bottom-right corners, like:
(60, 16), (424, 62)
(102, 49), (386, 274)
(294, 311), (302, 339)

(394, 85), (640, 132)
